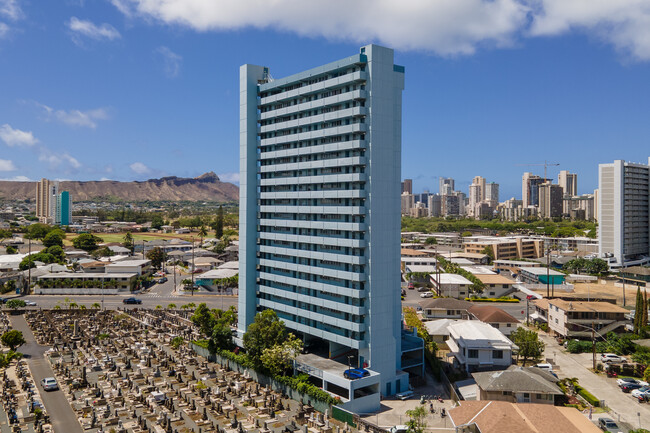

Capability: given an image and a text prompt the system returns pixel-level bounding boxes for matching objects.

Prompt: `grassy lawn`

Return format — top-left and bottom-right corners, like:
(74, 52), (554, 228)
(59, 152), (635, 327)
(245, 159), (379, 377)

(64, 232), (199, 246)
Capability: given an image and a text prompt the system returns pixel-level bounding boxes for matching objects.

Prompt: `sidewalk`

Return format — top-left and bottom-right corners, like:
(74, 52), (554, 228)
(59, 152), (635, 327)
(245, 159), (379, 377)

(539, 333), (650, 429)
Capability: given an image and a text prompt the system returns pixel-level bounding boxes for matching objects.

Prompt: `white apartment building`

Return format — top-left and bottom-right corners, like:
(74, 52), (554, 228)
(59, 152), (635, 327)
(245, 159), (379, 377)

(598, 158), (650, 268)
(446, 321), (516, 373)
(238, 45), (413, 412)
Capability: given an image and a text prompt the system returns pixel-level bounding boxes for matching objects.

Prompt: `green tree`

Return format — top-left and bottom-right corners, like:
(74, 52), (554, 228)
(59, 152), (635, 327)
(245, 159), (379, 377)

(215, 205), (224, 238)
(151, 215), (164, 230)
(635, 287), (643, 334)
(481, 245), (495, 264)
(191, 303), (214, 336)
(1, 330), (25, 351)
(123, 232), (134, 252)
(5, 245), (17, 254)
(210, 320), (234, 352)
(46, 245), (66, 262)
(0, 229), (12, 244)
(260, 333), (303, 376)
(91, 303), (100, 309)
(198, 225), (208, 246)
(424, 237), (437, 245)
(171, 336), (184, 349)
(42, 230), (65, 248)
(72, 233), (104, 251)
(644, 365), (650, 383)
(405, 405), (427, 433)
(510, 327), (545, 366)
(25, 223), (52, 240)
(243, 310), (287, 366)
(146, 247), (167, 268)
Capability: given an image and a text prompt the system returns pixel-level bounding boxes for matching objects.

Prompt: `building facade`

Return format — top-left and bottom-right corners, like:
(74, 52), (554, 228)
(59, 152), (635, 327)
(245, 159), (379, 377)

(401, 179), (412, 194)
(598, 158), (650, 268)
(238, 45), (409, 407)
(558, 170), (578, 197)
(35, 178), (58, 224)
(538, 182), (563, 219)
(55, 190), (71, 226)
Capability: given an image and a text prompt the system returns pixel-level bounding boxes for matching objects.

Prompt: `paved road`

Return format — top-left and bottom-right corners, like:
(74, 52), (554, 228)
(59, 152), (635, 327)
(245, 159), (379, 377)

(539, 332), (649, 430)
(10, 315), (83, 433)
(18, 272), (238, 311)
(402, 287), (529, 320)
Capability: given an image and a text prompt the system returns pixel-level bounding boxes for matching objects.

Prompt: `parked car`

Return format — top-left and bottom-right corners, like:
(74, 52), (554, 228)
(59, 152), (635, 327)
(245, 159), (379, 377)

(621, 382), (644, 393)
(597, 417), (621, 432)
(343, 368), (370, 379)
(123, 297), (142, 305)
(389, 426), (408, 433)
(23, 300), (36, 306)
(157, 277), (168, 284)
(395, 390), (414, 400)
(408, 282), (414, 290)
(417, 287), (429, 292)
(420, 292), (433, 298)
(631, 386), (650, 399)
(535, 363), (554, 373)
(617, 378), (648, 387)
(41, 377), (58, 391)
(601, 353), (626, 363)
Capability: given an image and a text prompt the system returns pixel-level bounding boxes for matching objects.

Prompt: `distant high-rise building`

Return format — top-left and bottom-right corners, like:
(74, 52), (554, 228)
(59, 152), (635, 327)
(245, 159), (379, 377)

(439, 177), (454, 195)
(35, 178), (59, 224)
(238, 45), (412, 409)
(558, 170), (578, 197)
(55, 191), (71, 226)
(522, 173), (550, 207)
(442, 194), (460, 216)
(401, 193), (414, 215)
(538, 182), (563, 219)
(414, 191), (429, 207)
(401, 179), (412, 195)
(485, 182), (499, 203)
(428, 194), (442, 217)
(599, 158), (650, 268)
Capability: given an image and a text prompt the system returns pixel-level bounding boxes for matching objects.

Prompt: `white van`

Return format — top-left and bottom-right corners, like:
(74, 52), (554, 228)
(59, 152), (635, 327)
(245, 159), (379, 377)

(535, 363), (553, 372)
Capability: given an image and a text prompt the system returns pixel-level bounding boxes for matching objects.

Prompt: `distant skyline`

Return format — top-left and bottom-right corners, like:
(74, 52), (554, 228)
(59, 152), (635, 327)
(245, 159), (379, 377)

(2, 1), (650, 199)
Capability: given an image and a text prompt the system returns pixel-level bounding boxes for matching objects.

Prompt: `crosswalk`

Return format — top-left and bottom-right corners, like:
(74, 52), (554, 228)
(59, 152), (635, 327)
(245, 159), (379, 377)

(142, 292), (179, 298)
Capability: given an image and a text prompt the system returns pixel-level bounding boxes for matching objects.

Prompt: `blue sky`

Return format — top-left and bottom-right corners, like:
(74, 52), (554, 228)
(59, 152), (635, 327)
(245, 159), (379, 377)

(1, 1), (650, 200)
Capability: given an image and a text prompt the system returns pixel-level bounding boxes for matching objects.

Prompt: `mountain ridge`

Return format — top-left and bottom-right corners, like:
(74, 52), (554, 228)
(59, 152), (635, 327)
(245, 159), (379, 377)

(0, 172), (239, 202)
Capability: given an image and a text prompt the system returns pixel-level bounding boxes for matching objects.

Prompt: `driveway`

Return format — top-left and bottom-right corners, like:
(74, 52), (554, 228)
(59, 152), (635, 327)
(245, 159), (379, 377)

(10, 314), (83, 433)
(539, 333), (650, 430)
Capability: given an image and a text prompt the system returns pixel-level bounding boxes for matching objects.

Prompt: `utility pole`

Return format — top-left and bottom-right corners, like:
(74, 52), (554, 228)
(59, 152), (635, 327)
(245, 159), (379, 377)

(26, 237), (32, 295)
(191, 237), (195, 296)
(101, 276), (104, 311)
(546, 244), (550, 299)
(592, 321), (596, 371)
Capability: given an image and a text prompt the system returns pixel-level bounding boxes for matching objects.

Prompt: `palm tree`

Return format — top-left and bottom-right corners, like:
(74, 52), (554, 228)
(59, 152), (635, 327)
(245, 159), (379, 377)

(167, 303), (177, 310)
(79, 305), (87, 310)
(69, 302), (78, 309)
(155, 305), (162, 310)
(198, 226), (208, 247)
(91, 303), (100, 309)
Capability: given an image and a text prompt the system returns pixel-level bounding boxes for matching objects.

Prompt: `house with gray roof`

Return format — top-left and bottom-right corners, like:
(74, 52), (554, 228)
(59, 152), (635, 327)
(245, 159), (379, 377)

(472, 366), (563, 405)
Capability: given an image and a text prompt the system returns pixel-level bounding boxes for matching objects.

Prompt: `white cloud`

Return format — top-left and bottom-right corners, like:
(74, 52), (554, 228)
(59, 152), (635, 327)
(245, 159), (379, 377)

(0, 22), (8, 38)
(218, 172), (239, 184)
(111, 0), (650, 60)
(130, 162), (151, 174)
(529, 0), (650, 61)
(0, 0), (23, 21)
(0, 124), (38, 147)
(155, 46), (182, 78)
(37, 102), (109, 129)
(0, 175), (30, 181)
(66, 17), (121, 43)
(38, 151), (82, 169)
(0, 158), (16, 171)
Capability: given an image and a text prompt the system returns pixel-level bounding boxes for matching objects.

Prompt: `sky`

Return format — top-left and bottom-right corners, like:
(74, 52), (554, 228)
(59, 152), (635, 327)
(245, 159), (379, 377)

(1, 0), (650, 200)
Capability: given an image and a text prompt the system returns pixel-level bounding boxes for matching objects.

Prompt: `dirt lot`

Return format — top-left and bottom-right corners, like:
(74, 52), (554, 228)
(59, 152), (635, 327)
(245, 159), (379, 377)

(531, 280), (646, 307)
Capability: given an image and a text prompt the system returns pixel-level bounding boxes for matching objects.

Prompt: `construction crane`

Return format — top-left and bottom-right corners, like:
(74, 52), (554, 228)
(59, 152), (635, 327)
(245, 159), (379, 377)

(516, 161), (560, 180)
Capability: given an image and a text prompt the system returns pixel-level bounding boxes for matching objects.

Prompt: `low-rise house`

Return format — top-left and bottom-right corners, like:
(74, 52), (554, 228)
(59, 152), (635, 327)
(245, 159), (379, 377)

(105, 259), (151, 276)
(530, 298), (549, 324)
(430, 273), (473, 299)
(195, 268), (239, 293)
(493, 260), (541, 275)
(548, 299), (629, 338)
(424, 318), (463, 348)
(449, 400), (602, 433)
(36, 272), (138, 294)
(468, 305), (519, 336)
(472, 366), (563, 404)
(79, 261), (107, 273)
(420, 297), (472, 320)
(474, 274), (517, 298)
(518, 267), (566, 285)
(446, 321), (516, 373)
